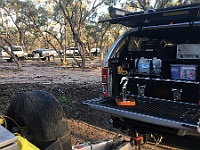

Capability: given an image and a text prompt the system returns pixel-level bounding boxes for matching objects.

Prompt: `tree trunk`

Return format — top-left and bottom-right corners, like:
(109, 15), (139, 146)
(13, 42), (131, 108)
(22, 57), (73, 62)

(4, 48), (22, 71)
(14, 58), (22, 71)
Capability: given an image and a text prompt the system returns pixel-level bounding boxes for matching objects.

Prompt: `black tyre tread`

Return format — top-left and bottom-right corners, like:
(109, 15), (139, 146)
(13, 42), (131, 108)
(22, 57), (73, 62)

(41, 57), (46, 61)
(7, 90), (71, 149)
(48, 55), (54, 61)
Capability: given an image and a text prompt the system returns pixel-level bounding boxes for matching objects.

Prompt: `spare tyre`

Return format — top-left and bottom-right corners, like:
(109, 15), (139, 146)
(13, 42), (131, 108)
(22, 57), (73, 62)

(6, 90), (71, 150)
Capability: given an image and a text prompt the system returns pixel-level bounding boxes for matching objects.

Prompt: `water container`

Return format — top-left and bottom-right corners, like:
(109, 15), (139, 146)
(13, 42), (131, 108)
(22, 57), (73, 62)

(135, 57), (161, 75)
(152, 57), (162, 74)
(135, 57), (150, 74)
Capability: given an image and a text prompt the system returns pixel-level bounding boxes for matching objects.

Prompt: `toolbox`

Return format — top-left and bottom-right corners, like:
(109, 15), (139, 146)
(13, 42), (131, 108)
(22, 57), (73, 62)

(0, 125), (17, 150)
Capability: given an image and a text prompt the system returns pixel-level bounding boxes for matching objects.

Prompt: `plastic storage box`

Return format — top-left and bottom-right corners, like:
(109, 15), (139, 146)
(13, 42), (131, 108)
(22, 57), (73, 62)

(170, 64), (197, 81)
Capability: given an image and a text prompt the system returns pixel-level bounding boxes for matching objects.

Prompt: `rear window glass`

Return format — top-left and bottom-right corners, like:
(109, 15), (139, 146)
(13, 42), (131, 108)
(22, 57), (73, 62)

(67, 47), (78, 50)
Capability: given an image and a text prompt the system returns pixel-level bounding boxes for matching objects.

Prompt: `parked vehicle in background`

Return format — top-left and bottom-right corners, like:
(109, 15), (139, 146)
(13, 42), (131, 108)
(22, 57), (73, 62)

(27, 51), (35, 58)
(33, 48), (58, 61)
(66, 47), (79, 56)
(59, 47), (80, 56)
(0, 47), (10, 61)
(91, 48), (100, 56)
(0, 46), (26, 62)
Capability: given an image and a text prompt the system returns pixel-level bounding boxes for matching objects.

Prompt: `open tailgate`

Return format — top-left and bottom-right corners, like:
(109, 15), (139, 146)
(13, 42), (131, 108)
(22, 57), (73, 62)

(83, 96), (200, 133)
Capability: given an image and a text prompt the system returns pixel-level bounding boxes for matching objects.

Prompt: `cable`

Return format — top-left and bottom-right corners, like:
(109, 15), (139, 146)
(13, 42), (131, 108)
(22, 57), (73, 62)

(0, 115), (26, 129)
(0, 115), (7, 128)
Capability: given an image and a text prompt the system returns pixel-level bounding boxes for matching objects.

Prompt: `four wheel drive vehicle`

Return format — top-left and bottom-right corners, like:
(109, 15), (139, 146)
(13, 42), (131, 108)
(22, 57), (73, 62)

(0, 46), (27, 62)
(33, 48), (58, 61)
(91, 48), (101, 56)
(66, 47), (79, 56)
(59, 47), (80, 56)
(84, 3), (200, 141)
(0, 47), (10, 61)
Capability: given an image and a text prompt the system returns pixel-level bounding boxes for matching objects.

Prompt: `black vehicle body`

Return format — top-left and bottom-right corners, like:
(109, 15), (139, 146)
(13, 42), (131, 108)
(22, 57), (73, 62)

(84, 4), (200, 139)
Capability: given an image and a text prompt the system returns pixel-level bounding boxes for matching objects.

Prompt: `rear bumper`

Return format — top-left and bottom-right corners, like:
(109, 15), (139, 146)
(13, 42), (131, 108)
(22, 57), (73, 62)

(0, 56), (10, 60)
(83, 96), (200, 137)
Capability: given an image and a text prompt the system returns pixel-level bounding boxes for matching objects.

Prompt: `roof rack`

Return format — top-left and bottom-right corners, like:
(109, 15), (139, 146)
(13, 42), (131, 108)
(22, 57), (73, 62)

(99, 3), (200, 28)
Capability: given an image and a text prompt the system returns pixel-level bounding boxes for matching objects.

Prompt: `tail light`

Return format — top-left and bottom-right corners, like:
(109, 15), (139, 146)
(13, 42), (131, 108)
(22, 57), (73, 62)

(102, 68), (108, 97)
(198, 100), (200, 106)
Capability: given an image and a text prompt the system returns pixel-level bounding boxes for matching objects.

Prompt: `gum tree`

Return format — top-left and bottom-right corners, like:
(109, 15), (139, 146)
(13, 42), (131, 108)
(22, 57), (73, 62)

(0, 0), (26, 70)
(53, 0), (105, 68)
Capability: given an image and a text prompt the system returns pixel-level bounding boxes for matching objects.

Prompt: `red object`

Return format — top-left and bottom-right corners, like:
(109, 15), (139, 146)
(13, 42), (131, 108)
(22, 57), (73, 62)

(73, 145), (84, 149)
(198, 100), (200, 106)
(132, 136), (143, 141)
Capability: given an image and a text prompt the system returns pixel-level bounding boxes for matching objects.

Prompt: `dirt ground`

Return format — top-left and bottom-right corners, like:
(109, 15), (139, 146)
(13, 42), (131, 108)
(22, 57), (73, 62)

(0, 58), (184, 150)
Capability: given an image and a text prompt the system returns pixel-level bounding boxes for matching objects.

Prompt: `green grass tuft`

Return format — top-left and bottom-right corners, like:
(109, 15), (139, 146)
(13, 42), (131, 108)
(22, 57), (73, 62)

(58, 95), (72, 103)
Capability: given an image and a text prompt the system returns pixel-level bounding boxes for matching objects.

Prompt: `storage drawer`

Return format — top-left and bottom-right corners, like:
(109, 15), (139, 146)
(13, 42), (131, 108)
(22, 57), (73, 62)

(128, 78), (199, 103)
